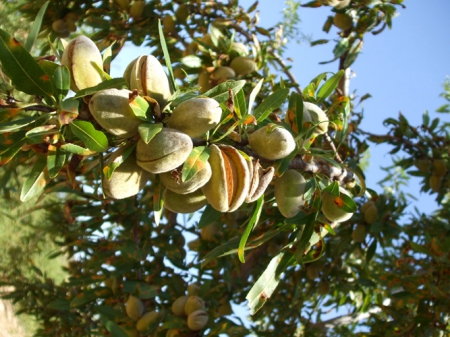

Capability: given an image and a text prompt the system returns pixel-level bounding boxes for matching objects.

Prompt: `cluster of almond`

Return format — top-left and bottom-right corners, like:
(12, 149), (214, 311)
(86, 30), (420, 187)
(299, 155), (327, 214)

(125, 295), (162, 335)
(61, 35), (355, 223)
(168, 284), (209, 333)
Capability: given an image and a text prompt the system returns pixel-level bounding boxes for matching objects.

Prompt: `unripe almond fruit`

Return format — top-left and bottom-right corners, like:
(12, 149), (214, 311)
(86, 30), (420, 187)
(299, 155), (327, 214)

(115, 0), (130, 10)
(126, 295), (145, 321)
(163, 15), (176, 34)
(88, 88), (142, 138)
(333, 13), (352, 30)
(171, 295), (189, 317)
(202, 144), (250, 212)
(160, 161), (212, 195)
(321, 187), (354, 222)
(175, 4), (189, 23)
(352, 224), (366, 242)
(198, 70), (212, 94)
(163, 188), (208, 214)
(52, 19), (68, 33)
(304, 102), (329, 135)
(414, 159), (431, 172)
(430, 174), (442, 192)
(433, 159), (447, 177)
(248, 125), (296, 160)
(217, 297), (232, 315)
(61, 36), (103, 92)
(129, 0), (145, 19)
(103, 151), (151, 199)
(306, 264), (320, 280)
(275, 169), (306, 218)
(210, 66), (236, 83)
(187, 238), (201, 251)
(166, 329), (183, 337)
(136, 310), (161, 332)
(185, 296), (205, 316)
(167, 97), (222, 137)
(136, 128), (193, 174)
(364, 204), (378, 224)
(187, 283), (200, 296)
(187, 310), (208, 331)
(201, 223), (219, 242)
(130, 55), (172, 108)
(230, 57), (257, 76)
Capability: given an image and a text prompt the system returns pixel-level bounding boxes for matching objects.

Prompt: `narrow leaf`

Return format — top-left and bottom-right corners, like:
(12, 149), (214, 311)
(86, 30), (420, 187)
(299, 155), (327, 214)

(182, 146), (210, 182)
(238, 195), (264, 263)
(60, 143), (96, 156)
(158, 19), (178, 91)
(138, 123), (163, 144)
(0, 116), (42, 133)
(25, 1), (49, 52)
(294, 213), (317, 263)
(338, 192), (357, 213)
(253, 89), (289, 122)
(317, 70), (344, 104)
(248, 78), (263, 116)
(203, 80), (246, 104)
(234, 89), (247, 119)
(154, 176), (164, 226)
(323, 181), (340, 196)
(104, 320), (128, 337)
(47, 145), (66, 179)
(198, 204), (222, 229)
(73, 78), (127, 98)
(46, 298), (70, 311)
(20, 155), (48, 202)
(0, 29), (53, 97)
(69, 120), (108, 152)
(246, 252), (286, 315)
(366, 239), (377, 263)
(59, 98), (79, 125)
(201, 238), (240, 268)
(181, 55), (202, 68)
(52, 65), (70, 102)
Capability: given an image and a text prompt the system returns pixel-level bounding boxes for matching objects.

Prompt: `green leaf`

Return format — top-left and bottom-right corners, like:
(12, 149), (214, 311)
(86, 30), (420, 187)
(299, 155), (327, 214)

(316, 70), (344, 104)
(344, 39), (363, 68)
(46, 298), (70, 311)
(102, 42), (115, 75)
(253, 88), (289, 123)
(138, 123), (163, 144)
(158, 19), (178, 92)
(294, 213), (317, 263)
(182, 146), (210, 182)
(70, 290), (98, 308)
(73, 78), (127, 98)
(130, 95), (151, 121)
(104, 320), (129, 337)
(201, 238), (240, 268)
(410, 241), (433, 257)
(0, 138), (26, 166)
(0, 116), (43, 134)
(103, 144), (136, 180)
(0, 29), (53, 98)
(248, 78), (263, 116)
(198, 204), (222, 229)
(69, 120), (108, 152)
(25, 1), (49, 52)
(234, 89), (247, 119)
(59, 98), (79, 125)
(154, 176), (164, 226)
(52, 65), (70, 102)
(287, 91), (304, 135)
(238, 195), (264, 263)
(181, 55), (202, 68)
(246, 252), (287, 315)
(339, 192), (357, 213)
(323, 181), (340, 196)
(60, 143), (96, 156)
(366, 239), (377, 263)
(20, 155), (48, 202)
(47, 145), (66, 179)
(203, 80), (246, 104)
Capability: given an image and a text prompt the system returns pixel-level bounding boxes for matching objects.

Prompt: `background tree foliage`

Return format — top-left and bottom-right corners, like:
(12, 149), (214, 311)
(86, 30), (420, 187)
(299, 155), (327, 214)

(0, 0), (449, 336)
